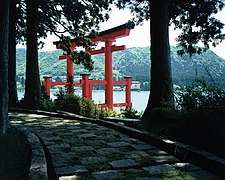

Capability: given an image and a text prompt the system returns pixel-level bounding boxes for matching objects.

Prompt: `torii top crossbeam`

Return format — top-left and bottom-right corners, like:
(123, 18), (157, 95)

(53, 21), (135, 47)
(53, 21), (135, 109)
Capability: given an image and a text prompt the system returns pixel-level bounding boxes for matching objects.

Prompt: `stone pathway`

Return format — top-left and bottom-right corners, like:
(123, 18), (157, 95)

(10, 112), (221, 180)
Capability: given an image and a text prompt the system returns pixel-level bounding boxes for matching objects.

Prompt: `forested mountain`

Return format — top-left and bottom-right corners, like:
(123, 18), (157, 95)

(16, 46), (225, 88)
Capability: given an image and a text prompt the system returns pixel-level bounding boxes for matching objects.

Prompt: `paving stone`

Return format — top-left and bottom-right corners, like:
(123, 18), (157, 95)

(126, 150), (150, 159)
(48, 143), (71, 150)
(109, 159), (139, 169)
(150, 155), (179, 163)
(147, 149), (168, 156)
(77, 133), (96, 139)
(173, 163), (202, 172)
(121, 137), (146, 144)
(30, 150), (47, 169)
(59, 175), (79, 180)
(134, 177), (161, 180)
(122, 168), (155, 179)
(29, 168), (48, 180)
(143, 164), (176, 175)
(95, 135), (109, 140)
(93, 170), (124, 180)
(11, 120), (25, 124)
(59, 132), (74, 136)
(85, 140), (108, 148)
(47, 146), (65, 154)
(80, 156), (107, 165)
(70, 129), (89, 134)
(52, 160), (69, 169)
(64, 126), (81, 130)
(71, 146), (94, 152)
(43, 136), (63, 142)
(51, 154), (71, 168)
(93, 126), (109, 131)
(42, 139), (56, 146)
(131, 144), (157, 150)
(11, 112), (222, 180)
(107, 141), (131, 148)
(96, 147), (120, 155)
(56, 165), (88, 175)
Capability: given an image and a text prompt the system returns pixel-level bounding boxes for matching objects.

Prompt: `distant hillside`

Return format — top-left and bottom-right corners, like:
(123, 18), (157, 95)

(16, 46), (225, 87)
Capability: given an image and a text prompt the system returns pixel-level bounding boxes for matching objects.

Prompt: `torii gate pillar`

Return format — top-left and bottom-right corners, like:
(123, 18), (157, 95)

(57, 42), (76, 93)
(105, 39), (114, 109)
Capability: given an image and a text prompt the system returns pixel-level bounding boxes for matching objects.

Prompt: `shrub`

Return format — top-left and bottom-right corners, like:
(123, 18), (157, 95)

(121, 108), (141, 119)
(80, 97), (97, 118)
(176, 78), (225, 113)
(97, 108), (120, 119)
(39, 86), (55, 111)
(172, 77), (225, 144)
(54, 90), (97, 118)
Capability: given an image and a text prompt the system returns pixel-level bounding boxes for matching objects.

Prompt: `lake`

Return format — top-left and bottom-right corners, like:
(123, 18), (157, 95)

(18, 90), (150, 113)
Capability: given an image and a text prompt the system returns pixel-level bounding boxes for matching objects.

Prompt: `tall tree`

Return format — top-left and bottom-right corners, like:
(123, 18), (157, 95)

(114, 0), (224, 120)
(23, 0), (41, 109)
(8, 0), (18, 107)
(0, 0), (10, 134)
(146, 0), (173, 111)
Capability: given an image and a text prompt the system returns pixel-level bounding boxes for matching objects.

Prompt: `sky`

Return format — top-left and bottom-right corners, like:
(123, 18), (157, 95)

(17, 6), (225, 59)
(35, 6), (151, 52)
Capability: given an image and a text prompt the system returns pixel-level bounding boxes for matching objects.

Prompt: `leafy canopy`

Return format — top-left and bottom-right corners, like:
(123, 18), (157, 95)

(16, 0), (112, 69)
(169, 0), (225, 56)
(114, 0), (225, 55)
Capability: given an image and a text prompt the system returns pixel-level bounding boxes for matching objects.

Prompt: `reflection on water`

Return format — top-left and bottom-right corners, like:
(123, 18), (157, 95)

(18, 90), (149, 112)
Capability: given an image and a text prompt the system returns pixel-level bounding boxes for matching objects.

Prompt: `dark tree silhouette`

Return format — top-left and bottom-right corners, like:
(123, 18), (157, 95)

(23, 0), (41, 109)
(0, 0), (10, 134)
(8, 0), (18, 107)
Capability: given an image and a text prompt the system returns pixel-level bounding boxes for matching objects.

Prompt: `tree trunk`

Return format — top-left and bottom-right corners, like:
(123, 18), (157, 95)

(142, 0), (174, 119)
(8, 0), (18, 107)
(0, 0), (10, 134)
(24, 0), (41, 109)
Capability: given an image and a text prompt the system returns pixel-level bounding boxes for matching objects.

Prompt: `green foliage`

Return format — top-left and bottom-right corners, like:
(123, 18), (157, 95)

(173, 79), (225, 147)
(121, 108), (141, 119)
(145, 74), (225, 149)
(97, 108), (120, 119)
(115, 0), (224, 56)
(72, 50), (94, 71)
(143, 104), (181, 137)
(114, 0), (150, 24)
(65, 73), (75, 94)
(59, 36), (94, 71)
(176, 78), (225, 112)
(80, 97), (97, 118)
(162, 170), (193, 180)
(16, 0), (111, 46)
(169, 1), (225, 56)
(54, 90), (97, 118)
(39, 86), (55, 111)
(54, 91), (81, 114)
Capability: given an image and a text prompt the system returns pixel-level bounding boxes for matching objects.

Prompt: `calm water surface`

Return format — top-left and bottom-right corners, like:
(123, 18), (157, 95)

(18, 90), (150, 112)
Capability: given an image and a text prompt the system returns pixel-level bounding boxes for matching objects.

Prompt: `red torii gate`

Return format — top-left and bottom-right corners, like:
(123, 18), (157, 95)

(43, 22), (135, 109)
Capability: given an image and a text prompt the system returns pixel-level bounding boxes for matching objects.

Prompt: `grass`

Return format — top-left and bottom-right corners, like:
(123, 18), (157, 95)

(161, 170), (194, 180)
(0, 129), (31, 180)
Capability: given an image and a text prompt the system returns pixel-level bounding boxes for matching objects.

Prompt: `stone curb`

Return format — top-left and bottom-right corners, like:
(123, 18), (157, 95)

(10, 108), (225, 178)
(17, 128), (48, 180)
